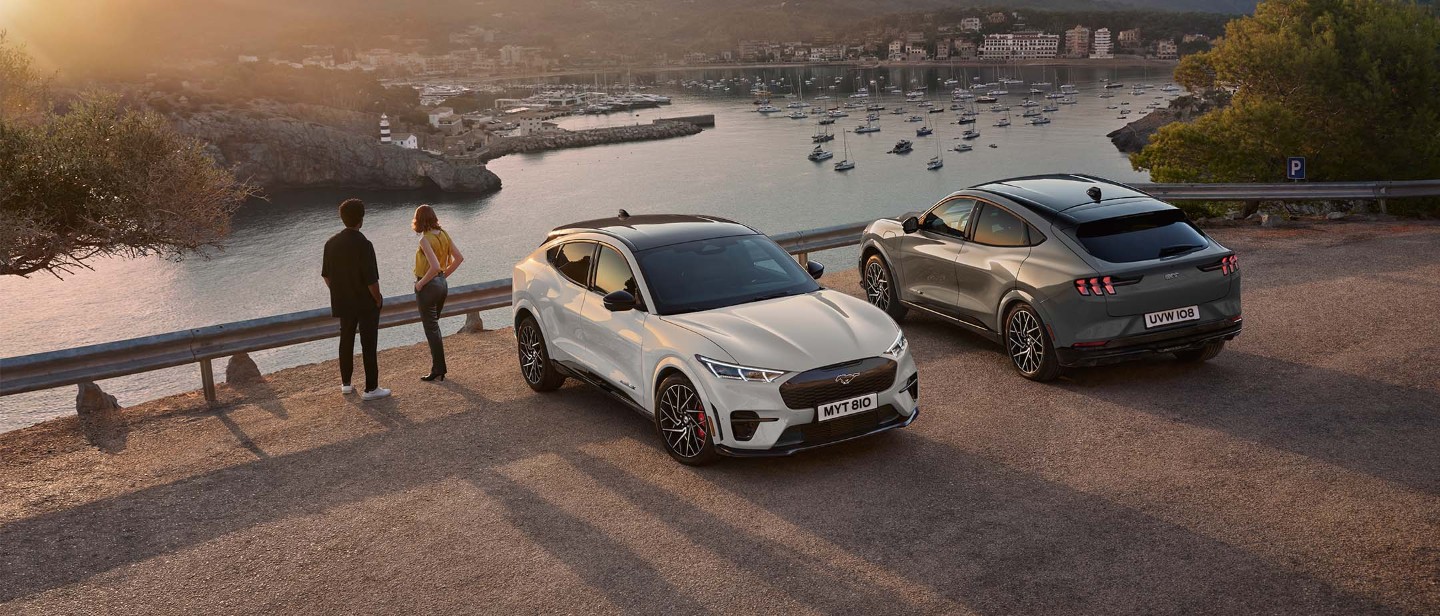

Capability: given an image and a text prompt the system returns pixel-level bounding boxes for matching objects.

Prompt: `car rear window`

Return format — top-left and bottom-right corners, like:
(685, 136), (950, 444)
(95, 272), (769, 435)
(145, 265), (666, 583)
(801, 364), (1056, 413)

(1075, 209), (1209, 263)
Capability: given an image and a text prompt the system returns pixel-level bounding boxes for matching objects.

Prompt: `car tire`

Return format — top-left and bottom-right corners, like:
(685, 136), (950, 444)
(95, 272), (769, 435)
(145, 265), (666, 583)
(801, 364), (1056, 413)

(654, 373), (719, 466)
(862, 254), (908, 321)
(516, 316), (566, 392)
(1004, 302), (1062, 382)
(1173, 340), (1225, 363)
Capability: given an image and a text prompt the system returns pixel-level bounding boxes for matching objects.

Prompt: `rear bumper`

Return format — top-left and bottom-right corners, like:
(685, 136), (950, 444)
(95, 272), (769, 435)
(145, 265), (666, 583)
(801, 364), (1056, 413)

(1057, 318), (1242, 367)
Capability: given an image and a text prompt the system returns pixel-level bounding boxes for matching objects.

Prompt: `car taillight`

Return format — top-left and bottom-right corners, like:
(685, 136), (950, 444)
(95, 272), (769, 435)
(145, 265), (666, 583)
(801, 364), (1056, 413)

(1199, 254), (1239, 275)
(1074, 275), (1138, 296)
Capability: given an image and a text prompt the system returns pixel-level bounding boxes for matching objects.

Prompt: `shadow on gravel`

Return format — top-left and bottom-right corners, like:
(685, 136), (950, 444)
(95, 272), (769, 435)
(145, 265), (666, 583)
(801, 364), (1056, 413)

(547, 436), (1399, 616)
(1058, 350), (1440, 496)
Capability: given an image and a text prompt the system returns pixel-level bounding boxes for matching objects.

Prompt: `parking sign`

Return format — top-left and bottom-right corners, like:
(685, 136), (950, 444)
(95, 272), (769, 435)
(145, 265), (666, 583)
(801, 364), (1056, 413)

(1287, 157), (1306, 180)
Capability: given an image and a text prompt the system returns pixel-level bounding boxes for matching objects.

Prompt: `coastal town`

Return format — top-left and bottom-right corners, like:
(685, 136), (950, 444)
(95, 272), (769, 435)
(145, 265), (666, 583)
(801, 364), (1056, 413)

(248, 11), (1211, 80)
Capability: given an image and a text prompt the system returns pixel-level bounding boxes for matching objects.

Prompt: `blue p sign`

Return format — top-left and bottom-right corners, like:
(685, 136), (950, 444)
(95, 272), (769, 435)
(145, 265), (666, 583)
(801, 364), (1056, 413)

(1287, 157), (1306, 180)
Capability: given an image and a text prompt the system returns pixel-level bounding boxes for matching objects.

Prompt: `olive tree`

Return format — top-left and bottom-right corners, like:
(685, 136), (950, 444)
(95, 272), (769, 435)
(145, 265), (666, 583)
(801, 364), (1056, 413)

(1132, 0), (1440, 183)
(0, 34), (254, 278)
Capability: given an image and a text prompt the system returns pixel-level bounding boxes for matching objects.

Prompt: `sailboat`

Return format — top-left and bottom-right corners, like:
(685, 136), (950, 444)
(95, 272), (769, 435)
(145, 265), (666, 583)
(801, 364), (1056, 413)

(812, 124), (834, 143)
(926, 132), (943, 170)
(916, 125), (933, 137)
(808, 144), (833, 161)
(834, 130), (855, 171)
(994, 111), (1012, 127)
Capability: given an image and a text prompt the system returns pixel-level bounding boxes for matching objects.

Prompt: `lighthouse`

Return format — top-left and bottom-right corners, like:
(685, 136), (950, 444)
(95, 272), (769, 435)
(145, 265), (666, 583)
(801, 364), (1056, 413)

(379, 113), (392, 144)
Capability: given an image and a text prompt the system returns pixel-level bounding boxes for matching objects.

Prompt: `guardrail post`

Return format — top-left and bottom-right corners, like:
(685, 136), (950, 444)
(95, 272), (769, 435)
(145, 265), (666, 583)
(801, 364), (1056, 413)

(457, 312), (485, 334)
(200, 359), (217, 402)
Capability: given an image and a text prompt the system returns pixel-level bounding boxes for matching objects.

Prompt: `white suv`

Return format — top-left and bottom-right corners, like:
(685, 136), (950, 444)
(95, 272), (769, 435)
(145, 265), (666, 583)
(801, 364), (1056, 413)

(511, 213), (919, 465)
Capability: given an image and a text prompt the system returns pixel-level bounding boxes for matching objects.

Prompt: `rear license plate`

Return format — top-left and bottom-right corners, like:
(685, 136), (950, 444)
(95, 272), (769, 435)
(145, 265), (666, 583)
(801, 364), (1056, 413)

(1144, 305), (1200, 329)
(817, 393), (878, 422)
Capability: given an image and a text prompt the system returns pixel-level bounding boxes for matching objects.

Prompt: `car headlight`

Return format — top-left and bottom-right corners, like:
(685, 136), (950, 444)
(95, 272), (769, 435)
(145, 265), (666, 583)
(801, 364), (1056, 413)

(883, 331), (908, 358)
(696, 355), (786, 383)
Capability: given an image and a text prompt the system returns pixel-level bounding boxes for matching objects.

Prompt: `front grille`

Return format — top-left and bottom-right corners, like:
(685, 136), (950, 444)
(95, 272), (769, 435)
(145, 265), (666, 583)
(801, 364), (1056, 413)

(775, 405), (902, 448)
(778, 357), (897, 410)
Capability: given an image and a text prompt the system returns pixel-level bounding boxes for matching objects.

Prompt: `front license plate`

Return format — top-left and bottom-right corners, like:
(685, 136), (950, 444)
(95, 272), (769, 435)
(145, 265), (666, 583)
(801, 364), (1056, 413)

(817, 393), (879, 422)
(1144, 305), (1200, 329)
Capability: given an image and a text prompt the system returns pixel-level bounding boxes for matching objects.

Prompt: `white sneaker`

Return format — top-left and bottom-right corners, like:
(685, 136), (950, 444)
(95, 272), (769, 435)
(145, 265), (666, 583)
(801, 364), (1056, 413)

(361, 387), (391, 401)
(341, 384), (355, 394)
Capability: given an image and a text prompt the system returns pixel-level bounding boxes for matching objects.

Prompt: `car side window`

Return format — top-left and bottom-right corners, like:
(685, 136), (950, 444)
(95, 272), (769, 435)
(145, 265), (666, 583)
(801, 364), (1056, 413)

(923, 198), (976, 238)
(592, 244), (641, 301)
(548, 241), (596, 287)
(971, 204), (1030, 247)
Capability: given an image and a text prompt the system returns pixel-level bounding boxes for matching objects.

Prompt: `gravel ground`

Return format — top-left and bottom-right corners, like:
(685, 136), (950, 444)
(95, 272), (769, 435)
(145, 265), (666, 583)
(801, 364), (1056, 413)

(1, 222), (1437, 615)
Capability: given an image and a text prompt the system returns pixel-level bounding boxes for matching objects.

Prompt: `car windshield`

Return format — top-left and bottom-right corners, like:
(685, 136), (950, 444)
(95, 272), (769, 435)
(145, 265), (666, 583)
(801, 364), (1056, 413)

(1075, 209), (1209, 263)
(635, 234), (820, 315)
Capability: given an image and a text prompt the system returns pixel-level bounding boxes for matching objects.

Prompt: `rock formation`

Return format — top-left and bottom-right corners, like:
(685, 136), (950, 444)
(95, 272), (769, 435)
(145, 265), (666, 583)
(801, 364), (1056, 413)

(174, 103), (501, 193)
(1108, 94), (1227, 154)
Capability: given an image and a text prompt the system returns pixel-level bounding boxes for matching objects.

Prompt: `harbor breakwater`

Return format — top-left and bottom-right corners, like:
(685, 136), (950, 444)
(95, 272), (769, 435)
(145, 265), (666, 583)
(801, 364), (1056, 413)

(479, 120), (704, 162)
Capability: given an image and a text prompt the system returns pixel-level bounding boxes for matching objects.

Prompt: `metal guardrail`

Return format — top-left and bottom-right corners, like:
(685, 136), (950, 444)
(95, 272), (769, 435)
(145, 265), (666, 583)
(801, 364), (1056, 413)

(1132, 180), (1440, 207)
(3, 180), (1437, 406)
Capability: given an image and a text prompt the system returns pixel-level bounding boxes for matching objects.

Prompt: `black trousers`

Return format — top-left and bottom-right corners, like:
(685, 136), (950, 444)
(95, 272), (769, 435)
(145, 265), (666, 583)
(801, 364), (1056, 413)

(417, 275), (449, 375)
(339, 308), (380, 391)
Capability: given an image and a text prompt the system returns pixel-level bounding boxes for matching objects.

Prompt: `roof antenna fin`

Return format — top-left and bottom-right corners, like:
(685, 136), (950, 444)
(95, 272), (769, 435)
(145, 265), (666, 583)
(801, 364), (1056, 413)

(617, 208), (631, 220)
(1086, 186), (1102, 202)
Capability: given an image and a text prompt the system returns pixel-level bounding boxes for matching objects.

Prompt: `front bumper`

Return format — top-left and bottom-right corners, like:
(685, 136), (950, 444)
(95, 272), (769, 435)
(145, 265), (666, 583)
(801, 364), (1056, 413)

(1056, 317), (1243, 367)
(716, 406), (919, 457)
(697, 353), (920, 457)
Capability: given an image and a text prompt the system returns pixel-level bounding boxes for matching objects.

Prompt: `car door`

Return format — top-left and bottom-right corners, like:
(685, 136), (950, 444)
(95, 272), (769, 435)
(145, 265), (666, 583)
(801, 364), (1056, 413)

(954, 201), (1033, 330)
(576, 242), (648, 406)
(544, 240), (597, 366)
(898, 197), (975, 312)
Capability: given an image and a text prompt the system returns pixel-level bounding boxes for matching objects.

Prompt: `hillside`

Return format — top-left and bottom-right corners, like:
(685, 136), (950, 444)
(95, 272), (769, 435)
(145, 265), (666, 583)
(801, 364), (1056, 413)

(9, 0), (1253, 75)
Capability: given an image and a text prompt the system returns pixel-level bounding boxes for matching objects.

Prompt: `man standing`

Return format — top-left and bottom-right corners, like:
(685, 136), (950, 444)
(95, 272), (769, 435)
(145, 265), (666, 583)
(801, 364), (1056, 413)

(322, 198), (390, 400)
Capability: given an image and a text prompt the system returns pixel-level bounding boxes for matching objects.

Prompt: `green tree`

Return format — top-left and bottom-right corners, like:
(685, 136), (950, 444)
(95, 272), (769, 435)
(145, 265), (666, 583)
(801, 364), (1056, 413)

(0, 34), (254, 278)
(1132, 0), (1440, 183)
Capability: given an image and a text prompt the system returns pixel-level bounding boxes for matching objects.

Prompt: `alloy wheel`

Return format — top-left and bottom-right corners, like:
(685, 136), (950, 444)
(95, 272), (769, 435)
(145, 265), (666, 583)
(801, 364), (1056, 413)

(864, 261), (891, 311)
(658, 383), (708, 459)
(518, 322), (545, 384)
(1007, 309), (1044, 375)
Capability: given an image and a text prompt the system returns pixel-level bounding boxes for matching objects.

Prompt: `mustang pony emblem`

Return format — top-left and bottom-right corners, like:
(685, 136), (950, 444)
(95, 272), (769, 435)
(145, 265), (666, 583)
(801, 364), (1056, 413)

(835, 373), (861, 385)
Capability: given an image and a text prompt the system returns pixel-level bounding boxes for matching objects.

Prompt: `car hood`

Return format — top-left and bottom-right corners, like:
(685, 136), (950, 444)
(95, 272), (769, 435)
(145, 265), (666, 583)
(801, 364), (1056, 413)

(661, 289), (899, 372)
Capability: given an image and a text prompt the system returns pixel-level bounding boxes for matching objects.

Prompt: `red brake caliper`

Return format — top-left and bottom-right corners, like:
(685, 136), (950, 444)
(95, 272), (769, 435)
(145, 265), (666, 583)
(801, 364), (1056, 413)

(693, 407), (707, 439)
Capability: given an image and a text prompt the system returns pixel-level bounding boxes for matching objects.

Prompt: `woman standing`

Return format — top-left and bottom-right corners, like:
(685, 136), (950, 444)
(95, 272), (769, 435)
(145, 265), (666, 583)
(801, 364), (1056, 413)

(412, 205), (464, 382)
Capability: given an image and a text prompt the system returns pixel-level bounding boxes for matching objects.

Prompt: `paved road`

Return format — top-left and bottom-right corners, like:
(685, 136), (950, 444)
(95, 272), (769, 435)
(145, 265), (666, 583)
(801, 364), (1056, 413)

(1, 222), (1438, 615)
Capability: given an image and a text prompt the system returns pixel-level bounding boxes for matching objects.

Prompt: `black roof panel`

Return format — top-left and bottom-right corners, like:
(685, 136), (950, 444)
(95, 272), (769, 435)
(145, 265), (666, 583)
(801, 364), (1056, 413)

(548, 214), (758, 251)
(972, 174), (1152, 211)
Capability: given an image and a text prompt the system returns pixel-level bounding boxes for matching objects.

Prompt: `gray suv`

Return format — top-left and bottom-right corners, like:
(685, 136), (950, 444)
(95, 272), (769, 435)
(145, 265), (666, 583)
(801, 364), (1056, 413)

(858, 174), (1242, 381)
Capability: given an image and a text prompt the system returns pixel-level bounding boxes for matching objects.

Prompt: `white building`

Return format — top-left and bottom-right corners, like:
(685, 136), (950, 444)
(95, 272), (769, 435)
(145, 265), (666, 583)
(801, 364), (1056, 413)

(888, 40), (904, 60)
(1155, 39), (1178, 60)
(960, 18), (982, 32)
(1090, 28), (1114, 59)
(980, 32), (1060, 60)
(428, 107), (455, 128)
(390, 132), (418, 149)
(1065, 26), (1091, 58)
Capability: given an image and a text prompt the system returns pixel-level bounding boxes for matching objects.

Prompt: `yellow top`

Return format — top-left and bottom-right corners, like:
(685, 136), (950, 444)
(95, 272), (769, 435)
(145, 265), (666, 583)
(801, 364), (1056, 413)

(414, 229), (455, 279)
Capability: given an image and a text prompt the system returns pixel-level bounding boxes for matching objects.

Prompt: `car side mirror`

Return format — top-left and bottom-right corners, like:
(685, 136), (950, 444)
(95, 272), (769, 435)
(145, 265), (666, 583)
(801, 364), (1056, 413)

(806, 260), (825, 280)
(602, 290), (637, 312)
(901, 216), (920, 234)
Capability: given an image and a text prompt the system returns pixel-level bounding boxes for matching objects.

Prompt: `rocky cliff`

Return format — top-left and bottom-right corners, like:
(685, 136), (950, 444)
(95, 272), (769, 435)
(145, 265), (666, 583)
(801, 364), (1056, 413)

(174, 103), (501, 193)
(1108, 94), (1226, 154)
